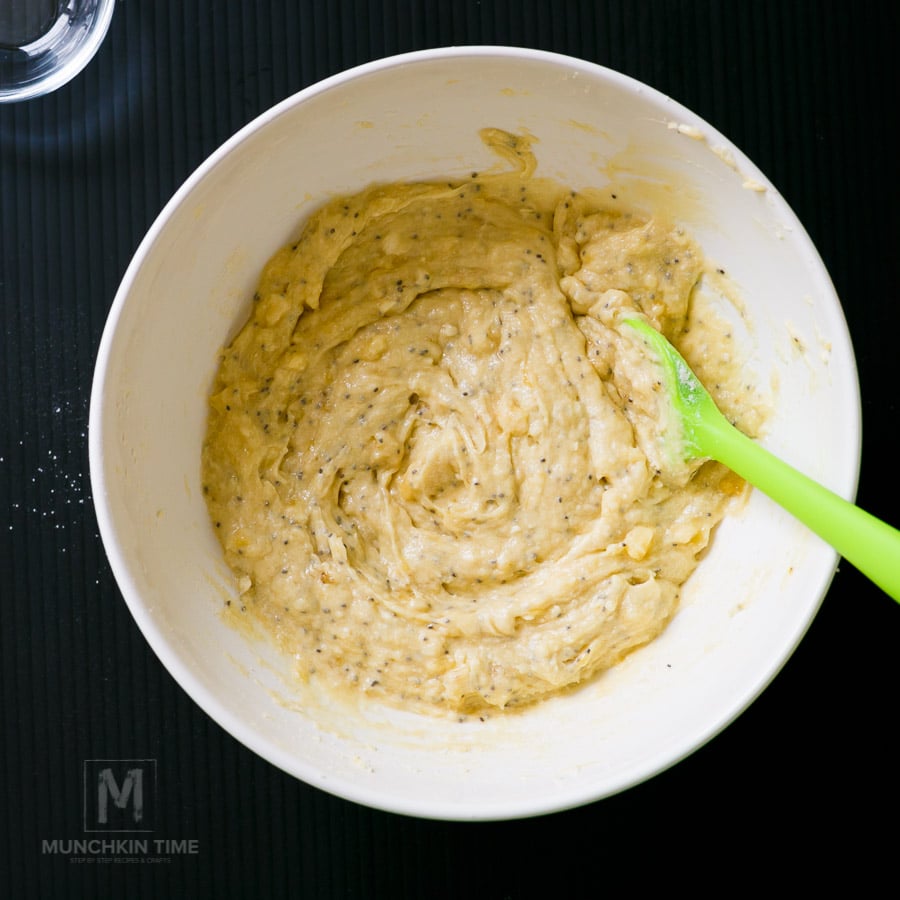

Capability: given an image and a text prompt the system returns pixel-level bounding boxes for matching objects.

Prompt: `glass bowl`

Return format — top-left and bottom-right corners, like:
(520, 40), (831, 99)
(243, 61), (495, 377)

(0, 0), (115, 103)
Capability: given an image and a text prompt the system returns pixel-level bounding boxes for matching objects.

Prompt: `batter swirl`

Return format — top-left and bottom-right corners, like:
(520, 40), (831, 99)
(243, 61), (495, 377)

(202, 130), (749, 714)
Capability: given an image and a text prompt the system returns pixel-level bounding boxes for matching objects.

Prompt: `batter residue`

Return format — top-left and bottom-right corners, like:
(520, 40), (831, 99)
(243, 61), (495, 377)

(202, 129), (756, 715)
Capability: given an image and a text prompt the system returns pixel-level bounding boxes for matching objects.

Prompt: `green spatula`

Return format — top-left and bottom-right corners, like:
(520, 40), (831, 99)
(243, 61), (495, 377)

(622, 316), (900, 602)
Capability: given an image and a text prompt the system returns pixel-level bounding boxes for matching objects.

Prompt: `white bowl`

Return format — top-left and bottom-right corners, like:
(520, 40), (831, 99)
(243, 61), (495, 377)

(89, 47), (860, 821)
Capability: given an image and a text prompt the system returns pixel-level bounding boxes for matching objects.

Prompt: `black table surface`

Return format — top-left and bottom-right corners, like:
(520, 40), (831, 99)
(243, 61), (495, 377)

(2, 2), (898, 896)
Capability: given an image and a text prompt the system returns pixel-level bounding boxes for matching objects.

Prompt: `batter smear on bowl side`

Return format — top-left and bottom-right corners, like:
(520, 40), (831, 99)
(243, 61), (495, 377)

(201, 128), (760, 716)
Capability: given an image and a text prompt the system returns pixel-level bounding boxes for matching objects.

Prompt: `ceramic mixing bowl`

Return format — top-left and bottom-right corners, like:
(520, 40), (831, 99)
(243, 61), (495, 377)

(89, 47), (860, 820)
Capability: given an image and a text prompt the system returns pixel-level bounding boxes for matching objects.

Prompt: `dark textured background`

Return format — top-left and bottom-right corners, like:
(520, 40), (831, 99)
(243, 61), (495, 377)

(2, 1), (898, 896)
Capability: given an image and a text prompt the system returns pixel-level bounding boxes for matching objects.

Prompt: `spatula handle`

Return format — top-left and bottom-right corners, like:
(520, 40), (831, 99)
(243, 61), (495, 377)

(698, 417), (900, 602)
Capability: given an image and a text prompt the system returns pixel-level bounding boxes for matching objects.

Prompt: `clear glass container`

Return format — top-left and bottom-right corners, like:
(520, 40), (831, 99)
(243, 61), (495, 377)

(0, 0), (115, 103)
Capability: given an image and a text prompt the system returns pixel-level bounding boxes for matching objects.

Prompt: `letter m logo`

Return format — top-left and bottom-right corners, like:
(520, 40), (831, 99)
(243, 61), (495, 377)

(83, 759), (156, 832)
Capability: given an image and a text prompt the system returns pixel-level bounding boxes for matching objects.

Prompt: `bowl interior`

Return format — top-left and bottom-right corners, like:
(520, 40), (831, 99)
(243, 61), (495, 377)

(90, 47), (860, 820)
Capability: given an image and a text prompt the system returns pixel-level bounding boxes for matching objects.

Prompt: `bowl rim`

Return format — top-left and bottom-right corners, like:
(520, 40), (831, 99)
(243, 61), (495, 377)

(89, 45), (862, 821)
